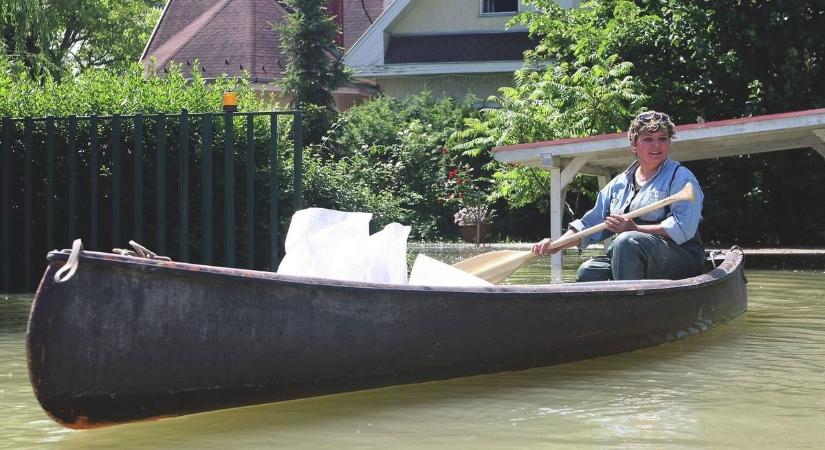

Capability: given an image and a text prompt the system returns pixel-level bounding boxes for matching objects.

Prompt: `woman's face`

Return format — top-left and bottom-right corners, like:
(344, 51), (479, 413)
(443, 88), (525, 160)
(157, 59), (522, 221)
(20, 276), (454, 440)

(632, 130), (671, 168)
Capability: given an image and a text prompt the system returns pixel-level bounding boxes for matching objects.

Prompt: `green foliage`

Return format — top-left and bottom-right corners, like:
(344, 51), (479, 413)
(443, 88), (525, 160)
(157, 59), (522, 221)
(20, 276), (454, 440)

(1, 0), (162, 80)
(317, 93), (480, 239)
(452, 54), (646, 215)
(275, 0), (349, 144)
(512, 0), (825, 245)
(0, 58), (271, 116)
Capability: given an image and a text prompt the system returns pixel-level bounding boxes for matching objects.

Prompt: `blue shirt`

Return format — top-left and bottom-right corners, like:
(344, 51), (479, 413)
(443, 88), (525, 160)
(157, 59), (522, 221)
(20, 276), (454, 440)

(568, 159), (704, 246)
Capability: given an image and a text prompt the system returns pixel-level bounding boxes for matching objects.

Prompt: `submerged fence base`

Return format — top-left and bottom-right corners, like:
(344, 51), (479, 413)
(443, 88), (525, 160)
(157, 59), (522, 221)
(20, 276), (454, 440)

(0, 110), (303, 293)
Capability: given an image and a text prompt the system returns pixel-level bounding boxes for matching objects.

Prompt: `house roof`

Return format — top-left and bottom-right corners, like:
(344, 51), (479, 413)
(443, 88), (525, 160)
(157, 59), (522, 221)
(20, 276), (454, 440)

(141, 0), (289, 84)
(385, 32), (536, 64)
(493, 108), (825, 175)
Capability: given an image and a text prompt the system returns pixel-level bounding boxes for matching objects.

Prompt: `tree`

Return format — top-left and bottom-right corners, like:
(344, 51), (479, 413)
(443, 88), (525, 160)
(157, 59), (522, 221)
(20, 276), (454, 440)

(1, 0), (162, 80)
(495, 0), (825, 245)
(276, 0), (349, 145)
(452, 55), (647, 218)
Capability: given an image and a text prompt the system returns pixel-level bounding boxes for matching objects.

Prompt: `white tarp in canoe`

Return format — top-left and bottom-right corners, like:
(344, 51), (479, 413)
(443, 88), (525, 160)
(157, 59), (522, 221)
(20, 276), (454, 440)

(278, 208), (490, 286)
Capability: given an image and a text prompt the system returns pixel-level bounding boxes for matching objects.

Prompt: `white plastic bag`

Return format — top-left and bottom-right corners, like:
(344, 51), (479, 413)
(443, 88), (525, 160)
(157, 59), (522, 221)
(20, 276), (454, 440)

(277, 208), (410, 284)
(409, 254), (492, 287)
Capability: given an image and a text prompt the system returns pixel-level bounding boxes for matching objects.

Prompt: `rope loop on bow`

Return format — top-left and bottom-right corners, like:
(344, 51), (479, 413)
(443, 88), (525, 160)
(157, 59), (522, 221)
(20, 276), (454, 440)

(54, 239), (83, 283)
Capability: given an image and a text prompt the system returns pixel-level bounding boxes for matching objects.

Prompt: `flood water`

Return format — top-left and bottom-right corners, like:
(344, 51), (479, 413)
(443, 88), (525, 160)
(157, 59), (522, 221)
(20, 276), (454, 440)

(2, 248), (824, 449)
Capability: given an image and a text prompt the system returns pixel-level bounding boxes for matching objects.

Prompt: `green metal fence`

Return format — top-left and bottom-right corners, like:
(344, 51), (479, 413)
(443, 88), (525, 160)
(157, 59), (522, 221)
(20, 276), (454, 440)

(0, 110), (303, 293)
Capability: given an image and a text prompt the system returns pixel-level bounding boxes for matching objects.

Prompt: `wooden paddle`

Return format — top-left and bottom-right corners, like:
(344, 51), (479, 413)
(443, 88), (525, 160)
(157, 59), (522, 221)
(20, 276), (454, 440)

(453, 183), (696, 284)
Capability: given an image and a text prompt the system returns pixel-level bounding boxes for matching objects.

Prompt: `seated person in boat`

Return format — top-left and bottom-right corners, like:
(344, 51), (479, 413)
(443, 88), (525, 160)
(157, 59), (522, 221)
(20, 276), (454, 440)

(531, 111), (704, 281)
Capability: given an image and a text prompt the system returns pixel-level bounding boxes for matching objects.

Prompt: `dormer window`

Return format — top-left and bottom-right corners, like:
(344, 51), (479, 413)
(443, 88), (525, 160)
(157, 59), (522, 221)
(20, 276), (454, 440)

(481, 0), (519, 15)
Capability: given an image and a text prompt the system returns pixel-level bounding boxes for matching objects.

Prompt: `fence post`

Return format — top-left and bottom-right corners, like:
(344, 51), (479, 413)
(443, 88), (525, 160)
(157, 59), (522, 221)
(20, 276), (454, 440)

(1, 118), (11, 291)
(246, 115), (255, 269)
(201, 114), (214, 265)
(270, 113), (279, 271)
(67, 116), (78, 243)
(179, 110), (190, 262)
(156, 114), (167, 255)
(112, 114), (122, 247)
(292, 112), (303, 211)
(134, 114), (144, 242)
(46, 117), (56, 251)
(24, 118), (33, 289)
(89, 115), (100, 250)
(224, 112), (235, 267)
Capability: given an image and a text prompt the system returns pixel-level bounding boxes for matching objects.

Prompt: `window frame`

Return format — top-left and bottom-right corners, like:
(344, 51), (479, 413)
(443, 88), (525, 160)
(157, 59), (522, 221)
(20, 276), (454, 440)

(479, 0), (520, 16)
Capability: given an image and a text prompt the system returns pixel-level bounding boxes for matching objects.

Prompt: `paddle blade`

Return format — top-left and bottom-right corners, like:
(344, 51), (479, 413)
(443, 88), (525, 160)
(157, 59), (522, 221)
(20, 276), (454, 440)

(452, 250), (535, 284)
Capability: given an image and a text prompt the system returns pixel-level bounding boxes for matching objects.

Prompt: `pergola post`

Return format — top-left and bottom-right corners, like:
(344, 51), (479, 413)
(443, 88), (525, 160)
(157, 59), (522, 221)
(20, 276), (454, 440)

(549, 165), (563, 282)
(543, 155), (591, 282)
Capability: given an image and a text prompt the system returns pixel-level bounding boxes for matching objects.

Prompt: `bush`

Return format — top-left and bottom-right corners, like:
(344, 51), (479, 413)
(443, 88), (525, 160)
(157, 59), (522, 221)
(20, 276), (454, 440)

(318, 93), (481, 239)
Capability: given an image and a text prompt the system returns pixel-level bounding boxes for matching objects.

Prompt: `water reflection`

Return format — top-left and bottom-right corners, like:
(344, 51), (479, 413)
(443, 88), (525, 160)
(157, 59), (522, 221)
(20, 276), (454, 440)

(1, 262), (824, 448)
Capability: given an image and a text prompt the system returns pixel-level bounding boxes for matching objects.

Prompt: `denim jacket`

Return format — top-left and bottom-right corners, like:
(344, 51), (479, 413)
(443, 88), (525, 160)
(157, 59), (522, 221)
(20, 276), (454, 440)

(568, 159), (704, 247)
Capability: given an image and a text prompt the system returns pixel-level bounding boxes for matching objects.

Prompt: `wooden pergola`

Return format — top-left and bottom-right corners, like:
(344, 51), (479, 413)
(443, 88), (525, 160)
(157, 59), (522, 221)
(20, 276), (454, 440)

(492, 108), (825, 282)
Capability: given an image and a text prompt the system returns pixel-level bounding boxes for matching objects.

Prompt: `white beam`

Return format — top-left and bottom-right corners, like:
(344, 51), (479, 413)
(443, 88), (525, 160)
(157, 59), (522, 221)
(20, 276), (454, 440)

(550, 166), (563, 283)
(559, 156), (590, 188)
(810, 130), (825, 159)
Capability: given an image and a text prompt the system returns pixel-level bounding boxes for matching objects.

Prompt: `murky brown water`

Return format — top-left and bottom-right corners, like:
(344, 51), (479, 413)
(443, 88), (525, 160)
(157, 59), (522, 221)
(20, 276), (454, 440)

(2, 248), (824, 449)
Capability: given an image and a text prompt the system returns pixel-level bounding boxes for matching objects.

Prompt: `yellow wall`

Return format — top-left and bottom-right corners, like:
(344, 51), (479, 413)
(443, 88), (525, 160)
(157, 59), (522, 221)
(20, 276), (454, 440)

(393, 0), (517, 34)
(392, 0), (579, 35)
(377, 73), (515, 101)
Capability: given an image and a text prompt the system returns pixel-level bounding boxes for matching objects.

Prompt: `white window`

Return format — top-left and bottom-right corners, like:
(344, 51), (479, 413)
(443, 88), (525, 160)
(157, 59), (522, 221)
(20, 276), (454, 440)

(481, 0), (519, 15)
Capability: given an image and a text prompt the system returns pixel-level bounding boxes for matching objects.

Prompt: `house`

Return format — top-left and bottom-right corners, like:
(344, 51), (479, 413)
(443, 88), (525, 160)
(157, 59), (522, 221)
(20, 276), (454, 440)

(140, 0), (385, 109)
(344, 0), (581, 101)
(140, 0), (579, 107)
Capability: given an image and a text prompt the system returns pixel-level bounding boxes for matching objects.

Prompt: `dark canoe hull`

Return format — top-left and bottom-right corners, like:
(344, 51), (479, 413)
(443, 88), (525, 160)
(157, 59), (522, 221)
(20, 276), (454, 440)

(27, 248), (747, 429)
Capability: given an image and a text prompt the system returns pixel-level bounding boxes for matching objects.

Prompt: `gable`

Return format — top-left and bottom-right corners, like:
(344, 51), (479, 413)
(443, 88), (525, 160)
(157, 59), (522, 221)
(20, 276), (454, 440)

(142, 0), (289, 83)
(345, 0), (544, 70)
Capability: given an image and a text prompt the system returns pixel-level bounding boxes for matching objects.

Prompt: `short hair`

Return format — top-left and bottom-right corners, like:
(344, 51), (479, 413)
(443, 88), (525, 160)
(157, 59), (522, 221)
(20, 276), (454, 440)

(628, 111), (675, 143)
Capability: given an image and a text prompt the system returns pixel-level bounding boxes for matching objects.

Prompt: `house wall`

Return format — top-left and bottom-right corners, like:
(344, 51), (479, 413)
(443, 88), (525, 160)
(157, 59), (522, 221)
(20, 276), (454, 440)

(393, 0), (516, 34)
(377, 73), (515, 101)
(391, 0), (578, 35)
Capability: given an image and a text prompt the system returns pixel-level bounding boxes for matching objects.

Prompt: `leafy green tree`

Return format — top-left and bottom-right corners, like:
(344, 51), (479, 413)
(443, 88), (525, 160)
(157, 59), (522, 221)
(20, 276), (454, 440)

(452, 55), (647, 220)
(512, 0), (825, 245)
(1, 0), (162, 80)
(276, 0), (349, 145)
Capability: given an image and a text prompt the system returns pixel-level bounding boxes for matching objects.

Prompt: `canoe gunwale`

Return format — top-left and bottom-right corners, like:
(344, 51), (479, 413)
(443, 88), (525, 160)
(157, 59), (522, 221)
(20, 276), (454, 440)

(43, 246), (745, 297)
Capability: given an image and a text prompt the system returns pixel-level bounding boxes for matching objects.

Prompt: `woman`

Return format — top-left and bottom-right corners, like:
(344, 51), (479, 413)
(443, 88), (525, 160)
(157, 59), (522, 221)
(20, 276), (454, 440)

(531, 111), (705, 281)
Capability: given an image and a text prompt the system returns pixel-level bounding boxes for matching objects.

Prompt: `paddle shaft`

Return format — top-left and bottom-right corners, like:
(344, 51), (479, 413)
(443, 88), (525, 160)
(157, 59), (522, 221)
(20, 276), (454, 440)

(543, 182), (696, 252)
(452, 183), (695, 284)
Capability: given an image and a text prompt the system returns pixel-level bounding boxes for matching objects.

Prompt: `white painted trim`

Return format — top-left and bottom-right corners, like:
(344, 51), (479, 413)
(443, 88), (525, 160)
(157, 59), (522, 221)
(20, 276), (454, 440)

(344, 0), (411, 67)
(350, 61), (524, 76)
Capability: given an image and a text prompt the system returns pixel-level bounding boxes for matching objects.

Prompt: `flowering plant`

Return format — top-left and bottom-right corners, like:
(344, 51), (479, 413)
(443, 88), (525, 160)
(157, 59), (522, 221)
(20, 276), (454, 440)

(445, 166), (494, 226)
(454, 204), (494, 225)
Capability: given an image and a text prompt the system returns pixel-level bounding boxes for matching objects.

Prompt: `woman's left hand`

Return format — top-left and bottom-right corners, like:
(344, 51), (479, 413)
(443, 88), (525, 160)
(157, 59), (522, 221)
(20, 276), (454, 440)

(604, 214), (638, 234)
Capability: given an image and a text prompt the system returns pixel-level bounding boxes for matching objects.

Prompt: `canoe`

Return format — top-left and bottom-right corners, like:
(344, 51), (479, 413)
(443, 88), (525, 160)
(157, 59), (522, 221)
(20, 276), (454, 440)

(27, 246), (747, 429)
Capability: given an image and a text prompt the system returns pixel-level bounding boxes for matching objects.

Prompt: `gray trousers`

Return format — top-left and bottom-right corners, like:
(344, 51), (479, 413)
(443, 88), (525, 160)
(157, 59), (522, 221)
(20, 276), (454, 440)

(576, 231), (704, 282)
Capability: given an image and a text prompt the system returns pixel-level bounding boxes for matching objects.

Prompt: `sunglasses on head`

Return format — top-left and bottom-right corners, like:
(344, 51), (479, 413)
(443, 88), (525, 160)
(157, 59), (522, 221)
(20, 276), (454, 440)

(636, 111), (671, 123)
